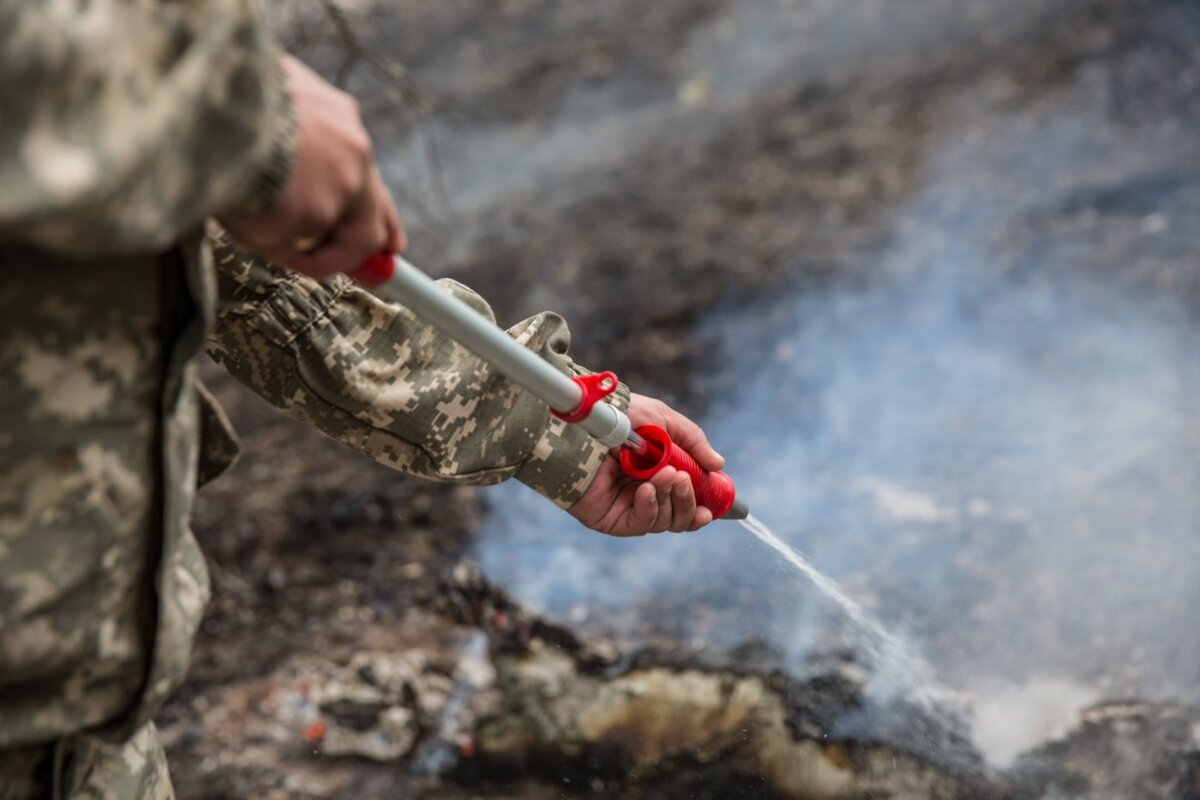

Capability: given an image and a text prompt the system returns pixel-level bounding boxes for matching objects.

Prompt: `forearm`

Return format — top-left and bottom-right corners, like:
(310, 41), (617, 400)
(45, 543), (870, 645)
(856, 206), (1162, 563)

(205, 227), (623, 508)
(0, 0), (294, 255)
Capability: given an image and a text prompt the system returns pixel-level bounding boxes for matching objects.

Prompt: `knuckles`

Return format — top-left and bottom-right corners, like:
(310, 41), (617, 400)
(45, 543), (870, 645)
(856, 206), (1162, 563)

(346, 125), (373, 164)
(298, 201), (340, 237)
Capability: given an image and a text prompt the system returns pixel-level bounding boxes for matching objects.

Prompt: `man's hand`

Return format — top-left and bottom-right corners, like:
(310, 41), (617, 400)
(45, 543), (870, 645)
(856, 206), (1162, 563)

(219, 55), (405, 279)
(569, 393), (726, 536)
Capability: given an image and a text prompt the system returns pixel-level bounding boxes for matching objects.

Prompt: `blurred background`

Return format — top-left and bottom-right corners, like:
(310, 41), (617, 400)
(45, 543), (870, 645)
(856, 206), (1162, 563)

(163, 0), (1200, 797)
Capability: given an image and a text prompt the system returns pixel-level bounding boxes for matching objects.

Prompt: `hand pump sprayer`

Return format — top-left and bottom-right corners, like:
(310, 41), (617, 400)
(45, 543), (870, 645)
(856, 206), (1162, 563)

(353, 252), (750, 521)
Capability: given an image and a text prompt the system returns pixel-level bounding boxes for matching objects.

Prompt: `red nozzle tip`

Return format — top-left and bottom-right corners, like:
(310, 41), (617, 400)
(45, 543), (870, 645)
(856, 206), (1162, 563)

(351, 251), (396, 286)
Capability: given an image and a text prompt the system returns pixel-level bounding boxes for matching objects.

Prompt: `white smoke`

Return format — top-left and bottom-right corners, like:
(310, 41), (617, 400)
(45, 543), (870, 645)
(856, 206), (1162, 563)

(470, 0), (1200, 768)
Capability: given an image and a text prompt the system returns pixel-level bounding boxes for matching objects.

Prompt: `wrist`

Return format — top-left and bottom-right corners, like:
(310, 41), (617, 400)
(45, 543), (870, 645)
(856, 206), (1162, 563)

(515, 377), (630, 509)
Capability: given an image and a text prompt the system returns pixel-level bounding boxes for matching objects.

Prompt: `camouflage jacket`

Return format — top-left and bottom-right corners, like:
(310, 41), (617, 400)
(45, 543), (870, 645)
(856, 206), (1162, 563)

(205, 227), (617, 506)
(0, 0), (616, 753)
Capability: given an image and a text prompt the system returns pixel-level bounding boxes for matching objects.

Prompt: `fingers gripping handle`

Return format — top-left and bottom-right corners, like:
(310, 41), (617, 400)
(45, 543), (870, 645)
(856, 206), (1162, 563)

(619, 425), (739, 519)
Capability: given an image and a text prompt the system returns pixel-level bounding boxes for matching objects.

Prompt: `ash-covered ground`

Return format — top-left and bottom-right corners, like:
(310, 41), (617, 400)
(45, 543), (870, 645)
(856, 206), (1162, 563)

(161, 0), (1200, 797)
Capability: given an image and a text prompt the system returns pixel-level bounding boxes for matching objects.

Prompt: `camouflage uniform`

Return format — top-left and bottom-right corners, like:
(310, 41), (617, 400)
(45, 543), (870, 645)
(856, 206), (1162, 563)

(0, 3), (618, 797)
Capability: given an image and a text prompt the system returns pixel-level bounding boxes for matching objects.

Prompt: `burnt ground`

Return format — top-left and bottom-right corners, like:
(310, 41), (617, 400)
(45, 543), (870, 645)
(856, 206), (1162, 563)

(160, 0), (1200, 797)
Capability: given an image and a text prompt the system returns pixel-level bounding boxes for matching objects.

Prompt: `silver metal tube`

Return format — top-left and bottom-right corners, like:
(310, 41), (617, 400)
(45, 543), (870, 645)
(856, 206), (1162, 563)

(624, 430), (648, 452)
(377, 256), (632, 448)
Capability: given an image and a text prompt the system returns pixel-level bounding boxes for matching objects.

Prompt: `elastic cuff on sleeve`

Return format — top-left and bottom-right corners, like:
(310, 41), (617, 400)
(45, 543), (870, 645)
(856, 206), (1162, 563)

(514, 383), (631, 509)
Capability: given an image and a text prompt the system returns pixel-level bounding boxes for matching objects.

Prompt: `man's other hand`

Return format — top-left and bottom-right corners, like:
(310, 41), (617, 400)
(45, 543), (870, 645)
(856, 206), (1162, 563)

(220, 55), (405, 279)
(568, 393), (726, 536)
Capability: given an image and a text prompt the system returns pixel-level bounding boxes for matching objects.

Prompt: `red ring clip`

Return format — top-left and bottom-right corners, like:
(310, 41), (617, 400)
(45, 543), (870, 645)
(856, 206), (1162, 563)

(552, 372), (619, 423)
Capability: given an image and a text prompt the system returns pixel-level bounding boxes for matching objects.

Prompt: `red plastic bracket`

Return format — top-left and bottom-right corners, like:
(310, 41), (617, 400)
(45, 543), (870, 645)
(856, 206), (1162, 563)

(552, 372), (619, 423)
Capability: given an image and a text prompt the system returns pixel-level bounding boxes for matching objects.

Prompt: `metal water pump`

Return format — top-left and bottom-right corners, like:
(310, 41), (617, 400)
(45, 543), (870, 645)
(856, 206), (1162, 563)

(352, 252), (749, 521)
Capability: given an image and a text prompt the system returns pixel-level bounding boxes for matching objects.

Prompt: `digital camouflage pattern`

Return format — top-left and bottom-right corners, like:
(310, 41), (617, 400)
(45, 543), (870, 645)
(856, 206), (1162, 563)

(0, 722), (173, 800)
(1, 5), (618, 797)
(0, 0), (288, 793)
(0, 0), (295, 257)
(207, 227), (621, 507)
(0, 247), (207, 799)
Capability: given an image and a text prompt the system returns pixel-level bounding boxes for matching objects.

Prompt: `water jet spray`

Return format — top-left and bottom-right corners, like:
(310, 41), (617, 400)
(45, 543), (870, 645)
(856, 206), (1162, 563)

(353, 252), (750, 521)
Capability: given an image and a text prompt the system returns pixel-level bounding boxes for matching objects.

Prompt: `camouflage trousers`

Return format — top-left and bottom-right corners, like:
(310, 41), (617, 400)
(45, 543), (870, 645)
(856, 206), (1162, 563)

(0, 723), (173, 800)
(0, 250), (196, 798)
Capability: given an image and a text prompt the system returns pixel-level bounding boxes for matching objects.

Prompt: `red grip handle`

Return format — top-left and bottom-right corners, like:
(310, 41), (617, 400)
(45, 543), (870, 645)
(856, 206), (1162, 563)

(619, 424), (737, 519)
(351, 251), (396, 286)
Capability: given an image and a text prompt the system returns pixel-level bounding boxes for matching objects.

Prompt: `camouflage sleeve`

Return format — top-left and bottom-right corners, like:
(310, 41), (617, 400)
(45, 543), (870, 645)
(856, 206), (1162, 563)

(0, 0), (295, 256)
(204, 228), (625, 509)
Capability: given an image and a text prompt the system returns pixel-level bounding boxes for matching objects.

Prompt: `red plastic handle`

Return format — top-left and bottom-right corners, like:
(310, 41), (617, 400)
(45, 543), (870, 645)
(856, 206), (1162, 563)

(351, 251), (396, 286)
(619, 424), (738, 519)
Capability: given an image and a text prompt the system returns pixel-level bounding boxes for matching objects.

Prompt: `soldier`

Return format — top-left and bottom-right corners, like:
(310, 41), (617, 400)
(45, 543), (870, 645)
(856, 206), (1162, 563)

(0, 2), (723, 798)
